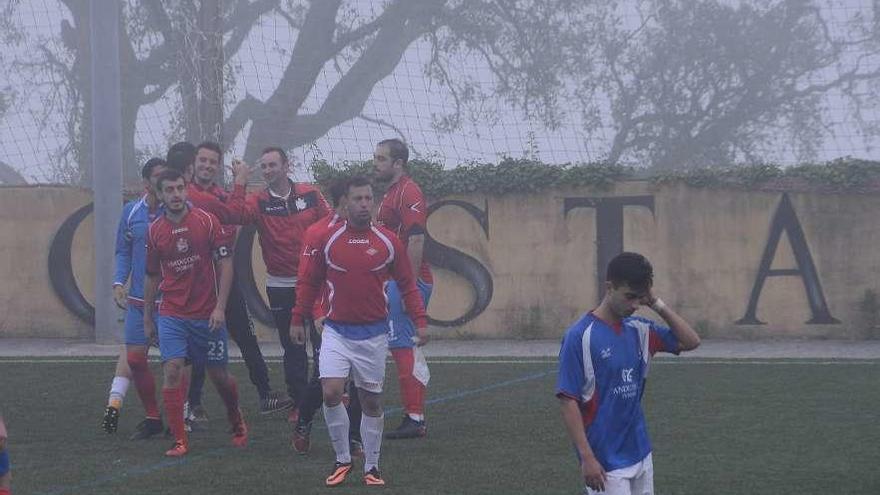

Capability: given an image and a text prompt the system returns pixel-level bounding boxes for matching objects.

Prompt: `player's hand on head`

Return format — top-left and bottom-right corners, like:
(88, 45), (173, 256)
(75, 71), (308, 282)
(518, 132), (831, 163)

(112, 285), (127, 309)
(643, 288), (658, 307)
(581, 455), (606, 492)
(209, 307), (226, 331)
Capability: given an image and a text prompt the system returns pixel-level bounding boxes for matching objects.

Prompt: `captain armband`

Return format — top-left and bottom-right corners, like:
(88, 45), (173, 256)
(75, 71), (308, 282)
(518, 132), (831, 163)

(214, 245), (232, 260)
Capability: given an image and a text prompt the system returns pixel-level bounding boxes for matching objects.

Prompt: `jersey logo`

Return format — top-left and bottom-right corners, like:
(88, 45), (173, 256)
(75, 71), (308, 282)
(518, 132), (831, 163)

(366, 247), (378, 256)
(409, 201), (421, 213)
(294, 197), (308, 211)
(621, 368), (634, 383)
(600, 347), (612, 359)
(302, 246), (318, 257)
(176, 237), (189, 253)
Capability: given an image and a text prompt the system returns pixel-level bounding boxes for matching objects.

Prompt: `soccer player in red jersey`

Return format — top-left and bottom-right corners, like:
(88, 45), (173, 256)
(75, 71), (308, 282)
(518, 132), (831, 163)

(228, 147), (331, 423)
(291, 176), (427, 487)
(289, 179), (363, 456)
(165, 142), (290, 418)
(143, 169), (247, 457)
(373, 139), (432, 439)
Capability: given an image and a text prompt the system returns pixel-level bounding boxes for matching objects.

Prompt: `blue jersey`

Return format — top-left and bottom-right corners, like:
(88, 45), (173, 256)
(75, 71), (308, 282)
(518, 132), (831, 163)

(114, 196), (160, 303)
(556, 312), (680, 471)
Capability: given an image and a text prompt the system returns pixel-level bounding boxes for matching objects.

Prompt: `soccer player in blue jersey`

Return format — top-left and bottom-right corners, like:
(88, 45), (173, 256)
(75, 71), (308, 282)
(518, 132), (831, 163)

(101, 158), (166, 439)
(557, 252), (700, 494)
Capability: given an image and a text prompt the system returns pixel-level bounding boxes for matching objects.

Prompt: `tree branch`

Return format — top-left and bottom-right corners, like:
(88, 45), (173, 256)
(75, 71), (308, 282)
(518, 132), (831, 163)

(221, 94), (264, 147)
(280, 1), (443, 148)
(222, 0), (279, 57)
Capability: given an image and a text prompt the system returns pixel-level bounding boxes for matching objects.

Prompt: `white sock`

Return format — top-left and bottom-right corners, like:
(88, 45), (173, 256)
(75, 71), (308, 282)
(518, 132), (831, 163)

(407, 413), (424, 422)
(108, 376), (130, 408)
(323, 403), (351, 464)
(361, 413), (384, 473)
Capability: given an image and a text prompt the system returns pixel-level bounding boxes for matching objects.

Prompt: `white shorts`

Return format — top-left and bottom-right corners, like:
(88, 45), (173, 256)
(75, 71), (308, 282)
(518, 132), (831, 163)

(319, 325), (388, 394)
(585, 453), (654, 495)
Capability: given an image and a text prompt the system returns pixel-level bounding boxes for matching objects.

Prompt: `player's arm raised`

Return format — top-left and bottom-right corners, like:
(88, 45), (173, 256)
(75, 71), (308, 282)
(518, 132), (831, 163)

(226, 159), (261, 225)
(646, 290), (701, 351)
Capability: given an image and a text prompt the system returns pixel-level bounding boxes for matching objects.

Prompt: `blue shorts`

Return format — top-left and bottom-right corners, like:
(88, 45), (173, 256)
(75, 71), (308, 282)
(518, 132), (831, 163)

(0, 450), (9, 476)
(386, 279), (432, 349)
(123, 304), (148, 346)
(158, 316), (229, 366)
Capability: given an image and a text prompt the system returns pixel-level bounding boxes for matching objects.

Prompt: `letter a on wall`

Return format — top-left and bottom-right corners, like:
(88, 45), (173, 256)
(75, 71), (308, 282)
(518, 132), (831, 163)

(737, 193), (839, 325)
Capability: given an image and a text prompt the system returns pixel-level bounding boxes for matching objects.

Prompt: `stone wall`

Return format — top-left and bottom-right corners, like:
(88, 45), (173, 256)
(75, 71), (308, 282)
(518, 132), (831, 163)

(2, 182), (878, 340)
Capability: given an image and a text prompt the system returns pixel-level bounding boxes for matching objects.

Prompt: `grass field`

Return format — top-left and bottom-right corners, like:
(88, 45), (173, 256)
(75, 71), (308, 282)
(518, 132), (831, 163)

(0, 356), (878, 494)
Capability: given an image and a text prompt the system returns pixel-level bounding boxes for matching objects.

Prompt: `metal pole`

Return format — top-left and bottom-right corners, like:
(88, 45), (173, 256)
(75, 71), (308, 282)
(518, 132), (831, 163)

(90, 0), (123, 343)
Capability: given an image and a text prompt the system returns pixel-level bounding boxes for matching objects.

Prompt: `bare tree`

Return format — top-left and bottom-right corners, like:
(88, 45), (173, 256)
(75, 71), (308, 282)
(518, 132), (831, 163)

(576, 0), (880, 169)
(3, 0), (877, 182)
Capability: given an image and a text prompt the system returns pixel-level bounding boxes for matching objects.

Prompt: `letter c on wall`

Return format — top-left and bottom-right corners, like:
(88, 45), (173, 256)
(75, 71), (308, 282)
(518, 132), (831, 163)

(48, 203), (95, 324)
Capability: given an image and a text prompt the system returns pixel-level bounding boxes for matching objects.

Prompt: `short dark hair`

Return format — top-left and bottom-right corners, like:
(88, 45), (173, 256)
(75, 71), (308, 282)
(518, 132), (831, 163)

(606, 252), (654, 292)
(141, 158), (166, 180)
(166, 142), (196, 173)
(345, 175), (372, 196)
(196, 141), (223, 160)
(326, 178), (348, 207)
(155, 168), (185, 191)
(378, 138), (409, 165)
(261, 146), (288, 163)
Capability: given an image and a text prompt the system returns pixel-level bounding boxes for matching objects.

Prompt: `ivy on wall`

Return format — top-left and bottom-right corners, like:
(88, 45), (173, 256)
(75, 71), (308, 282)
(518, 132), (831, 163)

(310, 157), (880, 198)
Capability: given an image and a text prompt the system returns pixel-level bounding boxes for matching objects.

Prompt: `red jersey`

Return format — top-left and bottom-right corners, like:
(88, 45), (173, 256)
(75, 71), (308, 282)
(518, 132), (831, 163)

(376, 175), (432, 283)
(300, 212), (342, 319)
(186, 182), (246, 225)
(292, 221), (427, 328)
(146, 207), (234, 319)
(231, 181), (331, 278)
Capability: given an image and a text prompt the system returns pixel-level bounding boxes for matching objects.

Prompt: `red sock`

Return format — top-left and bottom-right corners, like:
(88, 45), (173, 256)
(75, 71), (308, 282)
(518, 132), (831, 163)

(215, 374), (242, 426)
(127, 350), (160, 419)
(391, 348), (424, 416)
(162, 386), (186, 444)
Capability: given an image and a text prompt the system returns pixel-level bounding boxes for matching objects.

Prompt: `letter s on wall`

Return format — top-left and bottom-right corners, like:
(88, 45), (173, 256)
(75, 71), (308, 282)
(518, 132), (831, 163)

(425, 199), (494, 327)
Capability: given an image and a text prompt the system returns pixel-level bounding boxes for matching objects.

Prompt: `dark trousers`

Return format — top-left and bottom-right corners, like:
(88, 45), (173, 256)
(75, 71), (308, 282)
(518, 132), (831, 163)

(267, 286), (320, 411)
(190, 281), (271, 405)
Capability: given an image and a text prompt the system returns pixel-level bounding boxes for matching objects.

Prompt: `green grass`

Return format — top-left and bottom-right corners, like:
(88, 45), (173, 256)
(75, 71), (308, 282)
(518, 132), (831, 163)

(1, 357), (878, 494)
